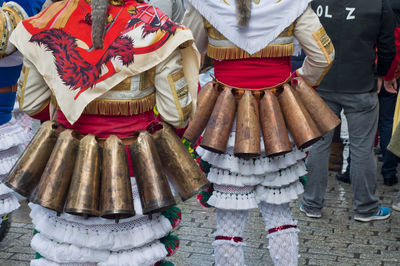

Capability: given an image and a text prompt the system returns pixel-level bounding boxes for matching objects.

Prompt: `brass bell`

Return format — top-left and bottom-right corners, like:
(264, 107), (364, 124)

(278, 84), (322, 149)
(294, 78), (340, 136)
(30, 130), (79, 213)
(129, 131), (176, 215)
(154, 123), (209, 201)
(183, 82), (220, 144)
(201, 87), (236, 153)
(234, 90), (261, 158)
(65, 135), (101, 217)
(100, 135), (135, 221)
(4, 121), (59, 197)
(260, 90), (292, 157)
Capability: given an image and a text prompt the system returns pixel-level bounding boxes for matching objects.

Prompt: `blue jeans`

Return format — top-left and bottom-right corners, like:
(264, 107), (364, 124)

(378, 89), (399, 179)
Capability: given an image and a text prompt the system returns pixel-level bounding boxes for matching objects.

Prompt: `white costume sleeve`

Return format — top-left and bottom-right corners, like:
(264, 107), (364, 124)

(155, 50), (193, 129)
(294, 5), (335, 86)
(18, 58), (51, 116)
(182, 3), (208, 54)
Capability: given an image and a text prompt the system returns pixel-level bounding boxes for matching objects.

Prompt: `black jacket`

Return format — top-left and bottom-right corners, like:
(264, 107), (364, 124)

(312, 0), (396, 93)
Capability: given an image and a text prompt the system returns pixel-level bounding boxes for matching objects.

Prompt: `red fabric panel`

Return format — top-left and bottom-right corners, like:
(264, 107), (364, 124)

(213, 57), (291, 89)
(57, 110), (158, 138)
(384, 27), (400, 81)
(31, 105), (50, 121)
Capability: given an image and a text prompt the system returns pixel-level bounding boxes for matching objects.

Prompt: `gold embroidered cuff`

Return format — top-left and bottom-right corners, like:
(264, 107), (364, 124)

(312, 27), (334, 65)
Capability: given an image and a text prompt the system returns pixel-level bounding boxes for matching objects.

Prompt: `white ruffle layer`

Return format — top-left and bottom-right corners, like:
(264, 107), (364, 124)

(197, 146), (305, 176)
(0, 193), (20, 216)
(31, 258), (96, 266)
(0, 118), (31, 151)
(208, 180), (304, 209)
(31, 233), (168, 266)
(207, 161), (307, 188)
(255, 181), (304, 205)
(208, 189), (258, 210)
(29, 203), (172, 251)
(0, 145), (23, 176)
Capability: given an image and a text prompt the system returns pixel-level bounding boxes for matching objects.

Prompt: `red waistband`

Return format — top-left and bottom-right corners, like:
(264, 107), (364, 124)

(268, 224), (297, 234)
(57, 110), (158, 138)
(215, 236), (244, 242)
(213, 57), (291, 90)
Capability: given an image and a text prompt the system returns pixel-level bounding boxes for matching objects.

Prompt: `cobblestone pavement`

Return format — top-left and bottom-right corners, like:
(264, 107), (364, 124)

(1, 167), (400, 266)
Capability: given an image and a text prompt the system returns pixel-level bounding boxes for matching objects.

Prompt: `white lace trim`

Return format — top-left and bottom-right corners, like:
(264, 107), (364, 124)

(31, 258), (96, 266)
(31, 233), (168, 265)
(260, 162), (307, 187)
(207, 161), (307, 187)
(29, 203), (172, 251)
(0, 193), (20, 216)
(197, 146), (305, 176)
(0, 118), (31, 150)
(0, 145), (23, 176)
(255, 181), (304, 205)
(208, 188), (258, 210)
(99, 241), (167, 266)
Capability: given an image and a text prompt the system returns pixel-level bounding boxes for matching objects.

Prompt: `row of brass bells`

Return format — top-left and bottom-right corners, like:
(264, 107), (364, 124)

(5, 122), (210, 218)
(4, 122), (135, 221)
(189, 80), (340, 158)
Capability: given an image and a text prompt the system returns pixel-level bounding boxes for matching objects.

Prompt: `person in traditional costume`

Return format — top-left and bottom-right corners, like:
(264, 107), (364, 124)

(183, 0), (335, 265)
(0, 0), (47, 240)
(7, 0), (202, 265)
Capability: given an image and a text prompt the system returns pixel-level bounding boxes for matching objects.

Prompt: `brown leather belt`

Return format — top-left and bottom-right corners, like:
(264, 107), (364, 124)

(0, 84), (17, 93)
(97, 135), (138, 146)
(56, 124), (139, 146)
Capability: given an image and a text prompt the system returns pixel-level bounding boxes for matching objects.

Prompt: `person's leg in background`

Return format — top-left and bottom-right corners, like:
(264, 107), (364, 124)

(300, 91), (342, 217)
(329, 124), (345, 172)
(378, 89), (399, 186)
(344, 92), (389, 221)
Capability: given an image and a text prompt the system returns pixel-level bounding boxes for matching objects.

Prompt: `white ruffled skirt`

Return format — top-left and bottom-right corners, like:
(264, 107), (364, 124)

(0, 116), (32, 216)
(29, 178), (174, 266)
(197, 130), (307, 210)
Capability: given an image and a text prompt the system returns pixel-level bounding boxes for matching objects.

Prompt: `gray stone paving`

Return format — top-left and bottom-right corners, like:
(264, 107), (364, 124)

(1, 166), (400, 266)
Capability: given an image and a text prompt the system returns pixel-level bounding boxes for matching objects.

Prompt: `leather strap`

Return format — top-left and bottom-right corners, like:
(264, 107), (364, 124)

(0, 84), (17, 93)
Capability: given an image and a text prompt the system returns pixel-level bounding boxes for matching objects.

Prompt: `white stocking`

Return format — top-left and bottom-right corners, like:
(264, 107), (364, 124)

(259, 202), (299, 266)
(213, 208), (248, 266)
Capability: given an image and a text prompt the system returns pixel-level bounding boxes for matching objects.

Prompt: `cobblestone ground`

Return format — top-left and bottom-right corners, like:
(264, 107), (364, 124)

(1, 166), (400, 265)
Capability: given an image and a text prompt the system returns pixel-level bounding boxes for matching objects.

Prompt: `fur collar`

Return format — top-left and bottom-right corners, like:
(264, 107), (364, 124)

(235, 0), (252, 27)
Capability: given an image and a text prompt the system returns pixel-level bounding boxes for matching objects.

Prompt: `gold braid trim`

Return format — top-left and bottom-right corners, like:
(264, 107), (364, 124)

(52, 93), (156, 116)
(207, 43), (294, 60)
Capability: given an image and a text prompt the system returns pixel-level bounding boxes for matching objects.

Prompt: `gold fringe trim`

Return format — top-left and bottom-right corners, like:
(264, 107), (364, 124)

(51, 93), (156, 116)
(207, 43), (294, 60)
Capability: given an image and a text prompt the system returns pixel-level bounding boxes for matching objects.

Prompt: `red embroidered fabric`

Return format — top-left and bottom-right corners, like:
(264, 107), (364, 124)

(213, 57), (291, 89)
